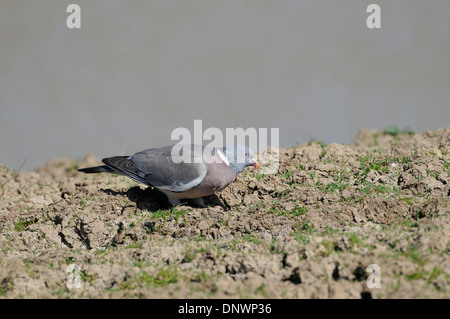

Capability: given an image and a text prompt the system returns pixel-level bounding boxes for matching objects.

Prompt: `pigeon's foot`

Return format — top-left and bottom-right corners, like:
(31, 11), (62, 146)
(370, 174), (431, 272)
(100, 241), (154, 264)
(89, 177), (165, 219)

(167, 196), (182, 207)
(191, 197), (207, 208)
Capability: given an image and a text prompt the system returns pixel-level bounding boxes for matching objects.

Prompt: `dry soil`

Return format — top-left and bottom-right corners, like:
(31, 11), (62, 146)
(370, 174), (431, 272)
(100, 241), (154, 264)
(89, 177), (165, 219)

(0, 128), (449, 298)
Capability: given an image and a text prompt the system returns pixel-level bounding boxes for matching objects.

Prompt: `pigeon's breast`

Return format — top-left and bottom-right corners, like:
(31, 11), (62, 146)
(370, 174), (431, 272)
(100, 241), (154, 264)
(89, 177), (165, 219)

(165, 154), (236, 199)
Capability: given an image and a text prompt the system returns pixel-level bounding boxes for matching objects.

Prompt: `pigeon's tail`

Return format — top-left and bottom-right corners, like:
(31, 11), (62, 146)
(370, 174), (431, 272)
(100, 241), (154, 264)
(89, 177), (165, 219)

(78, 156), (149, 186)
(101, 156), (150, 186)
(77, 165), (117, 174)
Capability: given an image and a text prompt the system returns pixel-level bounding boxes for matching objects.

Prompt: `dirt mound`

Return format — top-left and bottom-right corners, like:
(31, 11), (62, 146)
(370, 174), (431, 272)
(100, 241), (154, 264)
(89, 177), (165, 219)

(0, 128), (449, 298)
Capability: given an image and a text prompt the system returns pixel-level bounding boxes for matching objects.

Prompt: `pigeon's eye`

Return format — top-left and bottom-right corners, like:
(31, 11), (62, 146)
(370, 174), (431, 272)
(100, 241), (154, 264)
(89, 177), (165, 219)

(245, 152), (248, 156)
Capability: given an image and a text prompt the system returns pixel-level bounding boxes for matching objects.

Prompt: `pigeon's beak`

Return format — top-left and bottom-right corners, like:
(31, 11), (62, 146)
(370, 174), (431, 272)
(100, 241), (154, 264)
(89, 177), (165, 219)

(251, 158), (260, 169)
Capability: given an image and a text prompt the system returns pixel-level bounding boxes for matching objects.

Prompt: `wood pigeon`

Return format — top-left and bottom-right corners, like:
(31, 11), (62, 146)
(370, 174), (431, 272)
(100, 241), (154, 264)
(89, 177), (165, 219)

(78, 144), (260, 207)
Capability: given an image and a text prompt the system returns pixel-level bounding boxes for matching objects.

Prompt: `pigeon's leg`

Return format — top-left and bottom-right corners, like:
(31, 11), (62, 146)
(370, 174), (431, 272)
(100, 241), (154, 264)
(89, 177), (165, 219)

(166, 195), (182, 207)
(192, 197), (207, 208)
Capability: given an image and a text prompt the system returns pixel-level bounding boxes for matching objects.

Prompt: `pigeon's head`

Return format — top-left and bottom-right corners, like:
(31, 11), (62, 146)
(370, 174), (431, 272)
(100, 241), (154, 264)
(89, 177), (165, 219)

(219, 145), (260, 175)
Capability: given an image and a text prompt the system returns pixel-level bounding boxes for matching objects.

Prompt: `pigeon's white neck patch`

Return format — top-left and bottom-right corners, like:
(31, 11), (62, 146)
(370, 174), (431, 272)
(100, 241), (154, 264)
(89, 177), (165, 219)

(217, 149), (230, 166)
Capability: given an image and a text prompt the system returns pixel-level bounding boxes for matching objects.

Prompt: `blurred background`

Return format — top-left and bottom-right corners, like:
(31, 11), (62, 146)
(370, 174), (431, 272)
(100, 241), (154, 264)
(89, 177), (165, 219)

(1, 0), (449, 170)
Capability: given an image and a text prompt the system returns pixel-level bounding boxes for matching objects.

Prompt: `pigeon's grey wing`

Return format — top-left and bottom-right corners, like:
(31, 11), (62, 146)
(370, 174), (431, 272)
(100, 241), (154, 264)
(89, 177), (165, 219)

(102, 156), (151, 186)
(131, 144), (210, 192)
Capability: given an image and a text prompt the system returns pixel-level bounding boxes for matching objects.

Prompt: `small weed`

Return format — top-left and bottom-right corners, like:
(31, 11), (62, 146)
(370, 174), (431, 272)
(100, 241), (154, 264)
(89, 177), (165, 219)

(384, 126), (414, 136)
(358, 153), (391, 176)
(405, 269), (428, 281)
(294, 233), (310, 245)
(79, 270), (98, 285)
(267, 201), (281, 215)
(282, 170), (292, 180)
(403, 217), (419, 228)
(14, 217), (38, 232)
(123, 266), (181, 289)
(151, 207), (190, 221)
(294, 220), (314, 234)
(126, 242), (144, 249)
(253, 171), (266, 181)
(0, 278), (14, 296)
(270, 202), (307, 217)
(241, 232), (263, 245)
(400, 197), (414, 206)
(321, 240), (342, 257)
(79, 198), (87, 209)
(0, 159), (26, 198)
(401, 156), (411, 164)
(310, 140), (327, 148)
(348, 233), (364, 248)
(289, 204), (308, 217)
(427, 266), (443, 284)
(322, 181), (349, 193)
(182, 247), (196, 263)
(255, 283), (268, 298)
(93, 249), (107, 256)
(401, 245), (428, 267)
(444, 161), (450, 176)
(229, 233), (263, 248)
(192, 270), (211, 283)
(247, 202), (262, 214)
(24, 260), (37, 278)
